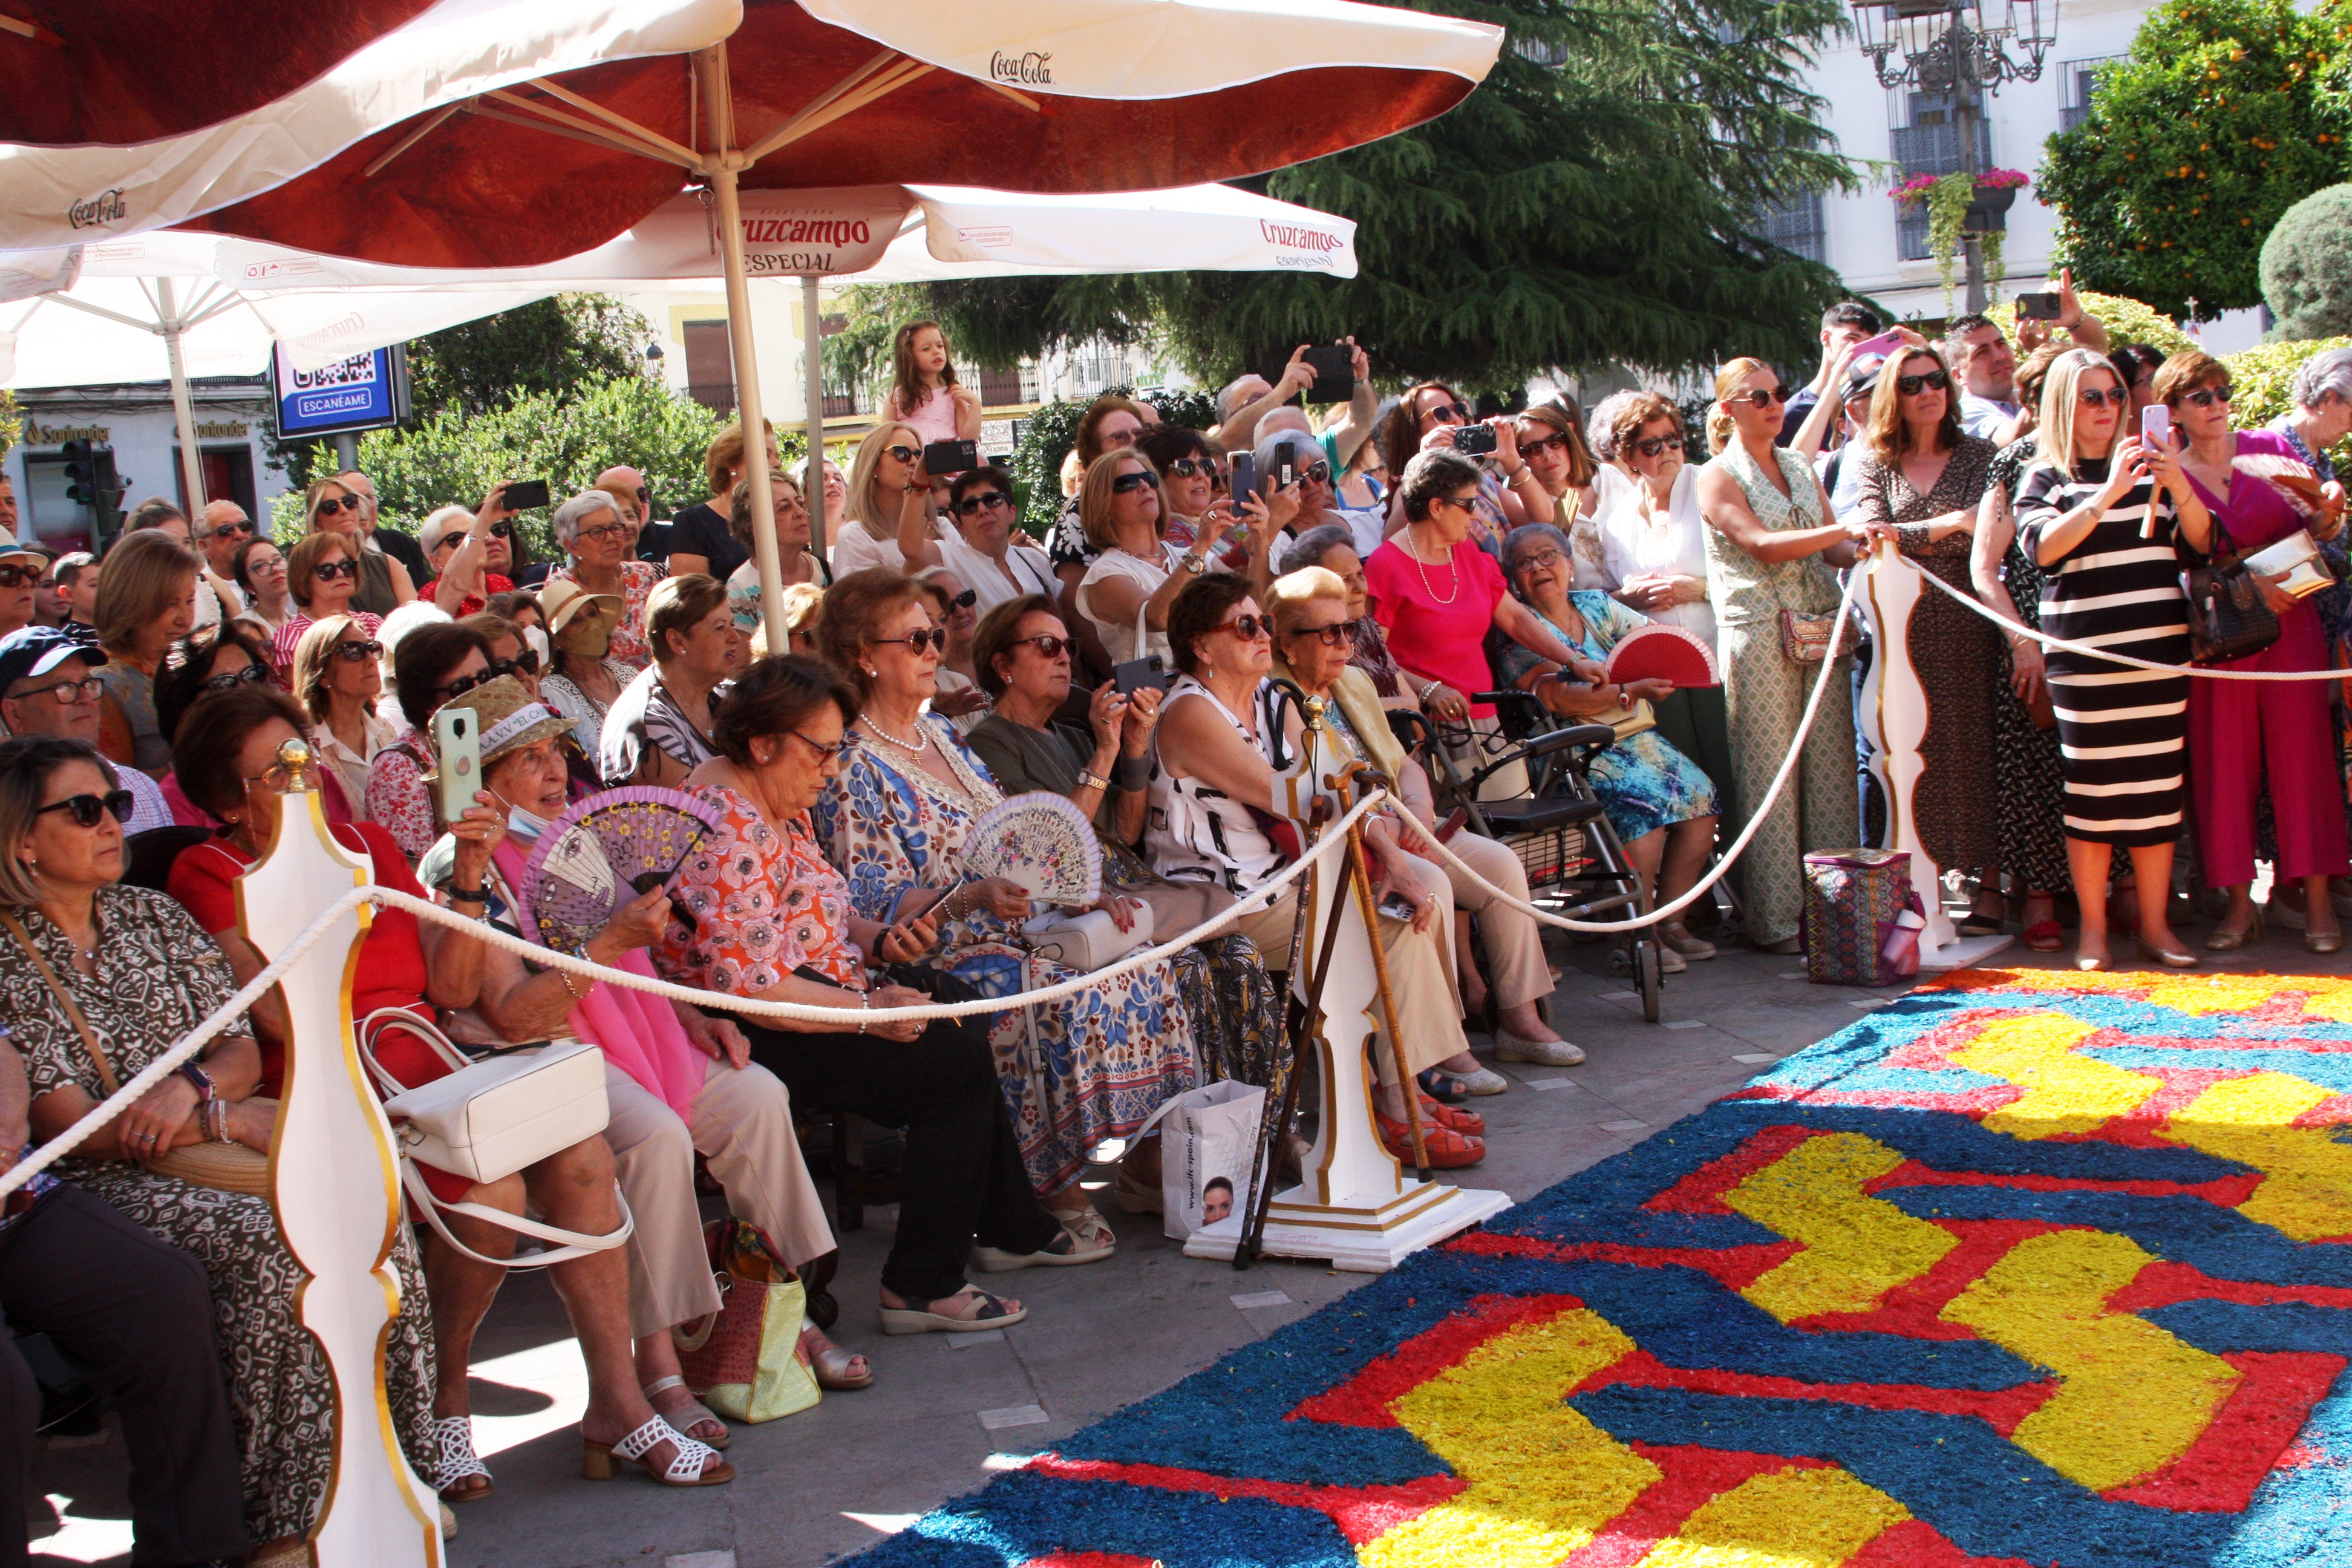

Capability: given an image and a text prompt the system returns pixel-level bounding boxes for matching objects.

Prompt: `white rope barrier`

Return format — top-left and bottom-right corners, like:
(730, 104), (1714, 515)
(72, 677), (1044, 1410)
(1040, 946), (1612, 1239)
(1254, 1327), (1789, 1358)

(1916, 561), (2347, 681)
(0, 790), (1390, 1200)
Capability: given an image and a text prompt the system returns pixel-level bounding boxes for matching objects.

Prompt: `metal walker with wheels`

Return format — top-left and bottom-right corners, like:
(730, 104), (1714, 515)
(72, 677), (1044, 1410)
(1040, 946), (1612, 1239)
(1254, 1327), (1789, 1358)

(1388, 689), (1667, 1023)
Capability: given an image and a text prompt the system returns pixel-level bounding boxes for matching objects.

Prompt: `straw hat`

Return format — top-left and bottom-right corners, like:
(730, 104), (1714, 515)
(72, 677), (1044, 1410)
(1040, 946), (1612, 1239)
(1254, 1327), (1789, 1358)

(537, 577), (622, 652)
(433, 674), (573, 769)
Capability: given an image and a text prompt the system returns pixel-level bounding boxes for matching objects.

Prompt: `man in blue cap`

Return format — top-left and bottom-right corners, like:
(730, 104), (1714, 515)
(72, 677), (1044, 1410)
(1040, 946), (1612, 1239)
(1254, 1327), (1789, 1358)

(0, 627), (171, 833)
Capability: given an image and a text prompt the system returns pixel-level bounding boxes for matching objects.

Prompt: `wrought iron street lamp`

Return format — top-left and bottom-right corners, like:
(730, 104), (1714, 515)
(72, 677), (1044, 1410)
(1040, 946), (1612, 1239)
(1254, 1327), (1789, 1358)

(1853, 0), (2056, 311)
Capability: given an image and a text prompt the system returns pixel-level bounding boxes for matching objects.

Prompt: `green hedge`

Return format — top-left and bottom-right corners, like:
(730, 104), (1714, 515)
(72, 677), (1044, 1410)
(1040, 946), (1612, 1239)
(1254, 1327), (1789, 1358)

(1007, 385), (1218, 539)
(2223, 335), (2352, 466)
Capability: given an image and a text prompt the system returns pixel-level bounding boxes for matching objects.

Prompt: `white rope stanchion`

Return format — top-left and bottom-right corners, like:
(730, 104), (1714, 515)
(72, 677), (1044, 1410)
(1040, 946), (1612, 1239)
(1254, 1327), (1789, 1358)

(0, 791), (1391, 1199)
(1916, 564), (2346, 681)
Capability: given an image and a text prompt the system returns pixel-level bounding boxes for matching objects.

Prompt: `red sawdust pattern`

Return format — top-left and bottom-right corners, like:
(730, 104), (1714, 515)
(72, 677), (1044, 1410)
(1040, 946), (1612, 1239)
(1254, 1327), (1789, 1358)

(1025, 1455), (1464, 1548)
(2103, 1351), (2348, 1511)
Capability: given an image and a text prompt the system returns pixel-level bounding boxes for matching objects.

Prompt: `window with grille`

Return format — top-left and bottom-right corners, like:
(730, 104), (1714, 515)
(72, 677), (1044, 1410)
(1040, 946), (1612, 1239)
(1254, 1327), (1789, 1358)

(1890, 90), (1993, 261)
(2058, 56), (2122, 132)
(1755, 191), (1828, 263)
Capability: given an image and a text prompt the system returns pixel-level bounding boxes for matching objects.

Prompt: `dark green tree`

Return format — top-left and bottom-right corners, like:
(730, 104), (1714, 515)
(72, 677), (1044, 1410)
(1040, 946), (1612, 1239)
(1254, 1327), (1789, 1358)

(2261, 182), (2352, 339)
(2039, 0), (2344, 319)
(407, 293), (653, 416)
(834, 0), (1858, 394)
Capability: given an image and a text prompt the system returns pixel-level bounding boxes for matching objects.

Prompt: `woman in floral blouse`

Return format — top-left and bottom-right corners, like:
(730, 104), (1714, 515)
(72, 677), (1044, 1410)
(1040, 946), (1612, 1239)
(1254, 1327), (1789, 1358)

(655, 655), (1087, 1336)
(544, 491), (661, 670)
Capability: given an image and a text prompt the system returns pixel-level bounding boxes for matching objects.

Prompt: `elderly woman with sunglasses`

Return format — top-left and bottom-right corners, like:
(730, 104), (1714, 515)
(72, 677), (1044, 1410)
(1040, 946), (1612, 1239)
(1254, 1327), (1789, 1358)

(268, 531), (383, 685)
(1075, 447), (1280, 671)
(288, 614), (394, 821)
(0, 733), (444, 1555)
(301, 474), (414, 617)
(2162, 349), (2352, 953)
(1134, 426), (1230, 552)
(1694, 357), (1885, 953)
(364, 621), (498, 863)
(904, 466), (1060, 617)
(420, 483), (523, 619)
(546, 491), (662, 670)
(814, 569), (1198, 1235)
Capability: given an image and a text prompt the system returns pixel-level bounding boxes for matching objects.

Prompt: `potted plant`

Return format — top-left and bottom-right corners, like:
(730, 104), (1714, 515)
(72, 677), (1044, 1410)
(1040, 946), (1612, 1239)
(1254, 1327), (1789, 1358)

(1893, 169), (2032, 309)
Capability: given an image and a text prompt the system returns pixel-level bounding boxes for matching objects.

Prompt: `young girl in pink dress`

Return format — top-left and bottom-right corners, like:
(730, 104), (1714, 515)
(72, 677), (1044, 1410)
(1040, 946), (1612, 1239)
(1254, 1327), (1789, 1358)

(878, 320), (982, 447)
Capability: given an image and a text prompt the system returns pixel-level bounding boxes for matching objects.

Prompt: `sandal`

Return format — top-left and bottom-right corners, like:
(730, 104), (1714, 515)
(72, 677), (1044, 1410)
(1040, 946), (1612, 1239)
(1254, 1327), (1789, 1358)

(1418, 1096), (1485, 1137)
(880, 1284), (1028, 1336)
(1374, 1111), (1485, 1169)
(1417, 1068), (1470, 1104)
(1113, 1164), (1163, 1215)
(1048, 1204), (1117, 1252)
(582, 1416), (732, 1487)
(2022, 918), (2064, 952)
(799, 1324), (874, 1391)
(642, 1374), (730, 1450)
(430, 1414), (492, 1501)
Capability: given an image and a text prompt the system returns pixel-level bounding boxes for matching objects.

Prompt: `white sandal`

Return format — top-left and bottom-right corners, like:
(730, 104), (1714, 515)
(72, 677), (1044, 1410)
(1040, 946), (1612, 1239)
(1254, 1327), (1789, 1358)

(430, 1414), (492, 1501)
(581, 1416), (732, 1487)
(641, 1374), (731, 1449)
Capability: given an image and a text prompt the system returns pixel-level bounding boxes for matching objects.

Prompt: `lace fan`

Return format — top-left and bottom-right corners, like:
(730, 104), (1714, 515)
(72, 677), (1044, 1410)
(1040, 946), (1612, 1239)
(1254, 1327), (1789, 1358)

(518, 785), (725, 953)
(959, 791), (1102, 904)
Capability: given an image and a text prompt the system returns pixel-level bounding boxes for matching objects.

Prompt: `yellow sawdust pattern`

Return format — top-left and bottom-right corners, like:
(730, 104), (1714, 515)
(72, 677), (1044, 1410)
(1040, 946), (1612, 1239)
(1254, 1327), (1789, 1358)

(1940, 1229), (2239, 1491)
(2159, 1071), (2352, 1241)
(1633, 1465), (1912, 1567)
(1726, 1132), (1959, 1322)
(1950, 1011), (2164, 1138)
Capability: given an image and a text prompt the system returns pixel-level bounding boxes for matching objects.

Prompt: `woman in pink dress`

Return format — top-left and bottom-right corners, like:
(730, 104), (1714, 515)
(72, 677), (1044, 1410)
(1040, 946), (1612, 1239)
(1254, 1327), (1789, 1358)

(2164, 350), (2351, 952)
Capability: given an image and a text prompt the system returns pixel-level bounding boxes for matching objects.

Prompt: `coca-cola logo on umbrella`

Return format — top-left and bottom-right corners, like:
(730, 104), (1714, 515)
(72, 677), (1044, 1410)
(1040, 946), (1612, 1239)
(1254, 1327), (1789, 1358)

(67, 189), (128, 230)
(990, 51), (1052, 85)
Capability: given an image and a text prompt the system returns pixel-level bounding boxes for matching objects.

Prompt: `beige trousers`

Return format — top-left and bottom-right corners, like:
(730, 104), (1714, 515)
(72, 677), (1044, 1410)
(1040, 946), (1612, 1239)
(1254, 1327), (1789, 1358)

(1228, 851), (1468, 1086)
(1426, 828), (1552, 1011)
(601, 1055), (835, 1340)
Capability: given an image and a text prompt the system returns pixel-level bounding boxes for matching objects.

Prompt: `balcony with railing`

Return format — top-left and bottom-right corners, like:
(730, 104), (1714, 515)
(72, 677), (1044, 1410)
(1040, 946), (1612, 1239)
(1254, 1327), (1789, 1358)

(2058, 56), (2122, 133)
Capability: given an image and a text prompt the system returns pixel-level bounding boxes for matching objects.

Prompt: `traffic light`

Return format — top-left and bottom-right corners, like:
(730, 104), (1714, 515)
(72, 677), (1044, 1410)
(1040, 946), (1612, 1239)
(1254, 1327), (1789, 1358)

(59, 440), (125, 533)
(60, 439), (96, 505)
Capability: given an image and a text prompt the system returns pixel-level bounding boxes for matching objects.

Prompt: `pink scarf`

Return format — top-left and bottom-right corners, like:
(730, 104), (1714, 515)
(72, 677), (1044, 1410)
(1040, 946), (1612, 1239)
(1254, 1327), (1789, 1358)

(492, 840), (704, 1117)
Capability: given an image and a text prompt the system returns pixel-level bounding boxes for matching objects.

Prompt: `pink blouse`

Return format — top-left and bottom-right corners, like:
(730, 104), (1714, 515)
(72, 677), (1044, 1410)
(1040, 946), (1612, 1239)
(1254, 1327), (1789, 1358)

(1364, 536), (1509, 717)
(657, 785), (864, 997)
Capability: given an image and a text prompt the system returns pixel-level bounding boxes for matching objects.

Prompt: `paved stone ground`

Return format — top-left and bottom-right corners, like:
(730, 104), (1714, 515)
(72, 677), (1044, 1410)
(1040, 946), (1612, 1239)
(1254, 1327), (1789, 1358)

(31, 912), (2346, 1568)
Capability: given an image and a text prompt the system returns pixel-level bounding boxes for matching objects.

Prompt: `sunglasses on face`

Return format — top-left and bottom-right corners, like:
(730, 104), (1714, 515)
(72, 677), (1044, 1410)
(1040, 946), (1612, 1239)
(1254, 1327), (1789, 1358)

(1291, 463), (1332, 486)
(2078, 388), (2126, 408)
(1213, 613), (1272, 642)
(942, 588), (977, 610)
(200, 663), (270, 694)
(37, 789), (135, 828)
(954, 490), (1010, 516)
(1520, 432), (1572, 459)
(1735, 385), (1797, 409)
(873, 627), (949, 655)
(1633, 434), (1685, 458)
(6, 676), (102, 706)
(1432, 494), (1481, 517)
(314, 495), (363, 516)
(434, 666), (499, 701)
(1110, 471), (1157, 495)
(201, 519), (254, 540)
(484, 521), (512, 540)
(786, 727), (845, 760)
(1421, 400), (1473, 425)
(494, 650), (540, 677)
(1896, 370), (1952, 396)
(2183, 384), (2233, 408)
(1011, 633), (1074, 660)
(884, 445), (923, 465)
(1166, 458), (1218, 479)
(1291, 617), (1362, 648)
(312, 559), (360, 582)
(0, 566), (37, 589)
(331, 639), (384, 664)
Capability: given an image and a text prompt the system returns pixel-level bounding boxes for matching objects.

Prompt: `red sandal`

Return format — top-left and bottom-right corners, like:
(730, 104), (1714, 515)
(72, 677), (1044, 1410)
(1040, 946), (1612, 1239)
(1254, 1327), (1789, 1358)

(1417, 1097), (1485, 1137)
(1376, 1111), (1485, 1168)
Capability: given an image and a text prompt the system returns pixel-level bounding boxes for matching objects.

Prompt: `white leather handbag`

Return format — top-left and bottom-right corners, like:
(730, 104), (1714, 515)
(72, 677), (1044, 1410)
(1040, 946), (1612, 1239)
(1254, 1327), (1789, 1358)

(360, 1010), (632, 1268)
(1023, 901), (1155, 972)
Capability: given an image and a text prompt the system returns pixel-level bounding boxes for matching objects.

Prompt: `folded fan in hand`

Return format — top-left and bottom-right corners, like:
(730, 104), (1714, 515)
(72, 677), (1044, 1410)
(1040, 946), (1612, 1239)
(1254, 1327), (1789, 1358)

(959, 791), (1101, 905)
(1602, 623), (1721, 688)
(519, 786), (725, 953)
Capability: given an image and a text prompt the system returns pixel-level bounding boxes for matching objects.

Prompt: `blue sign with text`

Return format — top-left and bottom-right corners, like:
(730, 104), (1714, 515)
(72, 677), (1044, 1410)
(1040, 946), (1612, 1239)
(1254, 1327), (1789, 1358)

(272, 345), (409, 439)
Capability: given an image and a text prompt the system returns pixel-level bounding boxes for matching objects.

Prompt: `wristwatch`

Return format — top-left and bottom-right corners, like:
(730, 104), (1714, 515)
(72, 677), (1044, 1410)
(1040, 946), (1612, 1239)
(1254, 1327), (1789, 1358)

(1077, 768), (1112, 792)
(1180, 552), (1207, 575)
(178, 1060), (217, 1103)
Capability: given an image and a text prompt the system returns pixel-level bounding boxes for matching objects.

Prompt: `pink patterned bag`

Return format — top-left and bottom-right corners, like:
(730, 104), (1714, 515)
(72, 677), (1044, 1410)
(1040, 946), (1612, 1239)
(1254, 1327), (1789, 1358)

(1802, 849), (1926, 987)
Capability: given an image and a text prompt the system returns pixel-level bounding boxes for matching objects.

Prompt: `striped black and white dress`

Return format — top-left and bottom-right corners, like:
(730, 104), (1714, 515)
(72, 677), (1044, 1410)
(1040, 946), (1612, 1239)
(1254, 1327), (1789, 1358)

(2014, 459), (2190, 845)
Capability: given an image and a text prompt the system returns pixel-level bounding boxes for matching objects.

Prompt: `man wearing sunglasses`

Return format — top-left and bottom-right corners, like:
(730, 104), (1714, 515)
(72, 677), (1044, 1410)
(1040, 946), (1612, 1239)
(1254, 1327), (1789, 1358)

(335, 468), (430, 585)
(0, 527), (47, 642)
(0, 626), (170, 831)
(193, 501), (256, 586)
(420, 486), (518, 618)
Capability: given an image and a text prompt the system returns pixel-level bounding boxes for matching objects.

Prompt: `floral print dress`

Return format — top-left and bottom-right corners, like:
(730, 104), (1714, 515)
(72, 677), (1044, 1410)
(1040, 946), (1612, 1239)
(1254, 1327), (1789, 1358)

(658, 786), (864, 995)
(547, 560), (661, 669)
(813, 715), (1198, 1194)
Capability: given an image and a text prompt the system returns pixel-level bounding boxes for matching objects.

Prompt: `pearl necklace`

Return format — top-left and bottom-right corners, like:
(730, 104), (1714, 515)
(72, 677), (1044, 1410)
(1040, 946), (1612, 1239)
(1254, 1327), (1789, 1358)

(859, 709), (930, 756)
(1404, 524), (1460, 605)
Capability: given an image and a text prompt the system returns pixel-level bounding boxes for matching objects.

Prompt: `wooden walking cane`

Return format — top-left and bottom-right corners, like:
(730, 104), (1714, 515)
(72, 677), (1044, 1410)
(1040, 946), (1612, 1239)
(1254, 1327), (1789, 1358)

(1322, 759), (1429, 1184)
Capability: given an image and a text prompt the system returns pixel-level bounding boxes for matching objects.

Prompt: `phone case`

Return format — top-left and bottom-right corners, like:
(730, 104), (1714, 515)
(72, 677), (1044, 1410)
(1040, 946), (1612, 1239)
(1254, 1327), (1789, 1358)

(433, 710), (480, 826)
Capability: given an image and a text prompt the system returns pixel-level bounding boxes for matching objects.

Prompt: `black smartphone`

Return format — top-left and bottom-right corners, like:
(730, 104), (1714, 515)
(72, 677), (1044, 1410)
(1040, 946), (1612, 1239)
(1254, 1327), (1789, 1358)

(500, 478), (551, 511)
(1452, 423), (1498, 457)
(1302, 345), (1354, 403)
(1114, 654), (1170, 694)
(1229, 452), (1258, 506)
(923, 439), (979, 475)
(2014, 292), (2063, 321)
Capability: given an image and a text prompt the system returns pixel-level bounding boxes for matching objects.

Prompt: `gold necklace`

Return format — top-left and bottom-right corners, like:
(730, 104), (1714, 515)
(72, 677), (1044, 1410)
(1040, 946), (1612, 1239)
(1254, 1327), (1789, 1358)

(1405, 524), (1460, 605)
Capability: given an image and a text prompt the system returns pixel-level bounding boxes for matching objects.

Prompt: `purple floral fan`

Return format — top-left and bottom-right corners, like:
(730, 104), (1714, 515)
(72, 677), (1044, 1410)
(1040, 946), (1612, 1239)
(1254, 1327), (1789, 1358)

(519, 785), (725, 954)
(960, 791), (1100, 905)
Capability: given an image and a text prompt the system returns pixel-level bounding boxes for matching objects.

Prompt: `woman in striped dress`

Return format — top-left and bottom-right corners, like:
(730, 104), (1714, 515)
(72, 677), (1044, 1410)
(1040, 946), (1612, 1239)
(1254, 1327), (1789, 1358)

(2012, 348), (2213, 971)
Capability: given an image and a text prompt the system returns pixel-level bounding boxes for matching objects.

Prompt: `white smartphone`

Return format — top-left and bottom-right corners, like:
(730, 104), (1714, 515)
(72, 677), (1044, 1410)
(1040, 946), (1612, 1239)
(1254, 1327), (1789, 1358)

(2141, 402), (2171, 451)
(433, 707), (481, 826)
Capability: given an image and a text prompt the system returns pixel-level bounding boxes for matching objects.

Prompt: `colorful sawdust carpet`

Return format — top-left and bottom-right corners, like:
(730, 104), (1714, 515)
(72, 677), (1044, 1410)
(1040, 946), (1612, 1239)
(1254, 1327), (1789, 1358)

(848, 967), (2352, 1567)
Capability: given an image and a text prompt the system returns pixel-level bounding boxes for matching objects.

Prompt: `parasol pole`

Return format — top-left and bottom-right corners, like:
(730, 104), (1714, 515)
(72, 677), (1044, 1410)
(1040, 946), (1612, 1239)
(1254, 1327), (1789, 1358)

(696, 44), (787, 653)
(803, 272), (827, 561)
(156, 277), (207, 514)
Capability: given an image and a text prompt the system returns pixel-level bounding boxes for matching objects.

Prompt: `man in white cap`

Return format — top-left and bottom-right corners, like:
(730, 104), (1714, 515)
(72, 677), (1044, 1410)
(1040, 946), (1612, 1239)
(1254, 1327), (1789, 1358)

(0, 625), (171, 831)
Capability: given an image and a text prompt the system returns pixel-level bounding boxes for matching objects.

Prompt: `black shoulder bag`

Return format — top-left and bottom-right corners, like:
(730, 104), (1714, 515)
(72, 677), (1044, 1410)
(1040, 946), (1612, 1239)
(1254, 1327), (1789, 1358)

(2183, 513), (2281, 665)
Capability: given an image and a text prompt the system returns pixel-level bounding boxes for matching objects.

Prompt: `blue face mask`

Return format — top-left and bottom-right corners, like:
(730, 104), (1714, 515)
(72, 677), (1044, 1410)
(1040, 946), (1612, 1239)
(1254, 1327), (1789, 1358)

(506, 803), (553, 842)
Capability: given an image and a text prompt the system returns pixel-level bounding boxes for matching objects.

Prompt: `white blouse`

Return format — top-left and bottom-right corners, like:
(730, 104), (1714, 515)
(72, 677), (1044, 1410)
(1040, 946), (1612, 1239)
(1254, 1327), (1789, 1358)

(1077, 541), (1185, 665)
(1599, 465), (1718, 648)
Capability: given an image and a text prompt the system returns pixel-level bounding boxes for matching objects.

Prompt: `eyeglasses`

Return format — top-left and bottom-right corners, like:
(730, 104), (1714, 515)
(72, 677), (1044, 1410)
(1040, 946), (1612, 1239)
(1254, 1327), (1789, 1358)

(312, 559), (361, 581)
(573, 521), (627, 543)
(873, 627), (949, 654)
(1432, 494), (1481, 517)
(1212, 613), (1271, 642)
(2078, 388), (2126, 408)
(484, 521), (512, 540)
(1735, 385), (1797, 409)
(953, 490), (1010, 516)
(885, 445), (923, 465)
(2183, 385), (2233, 408)
(314, 495), (363, 516)
(941, 588), (977, 610)
(248, 554), (286, 574)
(240, 762), (294, 796)
(36, 790), (134, 828)
(0, 566), (38, 589)
(1290, 618), (1362, 648)
(330, 639), (384, 664)
(1420, 400), (1472, 425)
(1520, 433), (1572, 459)
(1282, 463), (1332, 486)
(1111, 471), (1157, 495)
(5, 675), (102, 706)
(1896, 370), (1952, 396)
(1633, 434), (1685, 458)
(199, 518), (254, 541)
(786, 727), (845, 760)
(1010, 633), (1074, 659)
(200, 663), (271, 694)
(1512, 548), (1566, 574)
